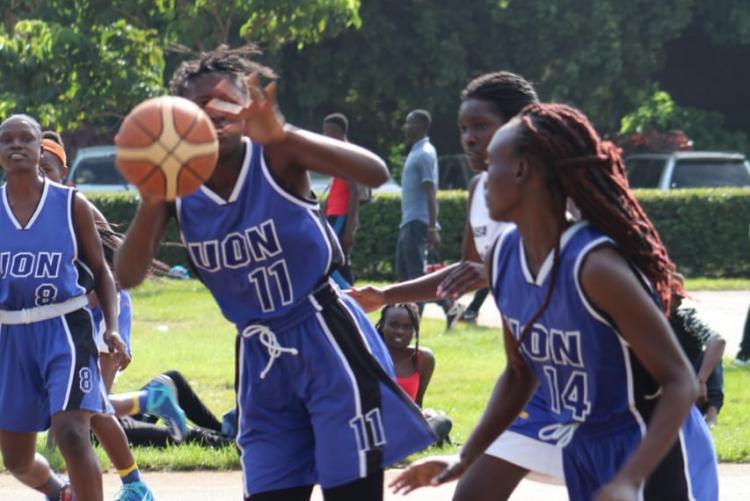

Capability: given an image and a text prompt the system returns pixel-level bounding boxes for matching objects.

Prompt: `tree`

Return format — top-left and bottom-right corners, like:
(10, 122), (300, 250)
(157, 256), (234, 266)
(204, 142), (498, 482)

(0, 19), (164, 131)
(273, 0), (696, 161)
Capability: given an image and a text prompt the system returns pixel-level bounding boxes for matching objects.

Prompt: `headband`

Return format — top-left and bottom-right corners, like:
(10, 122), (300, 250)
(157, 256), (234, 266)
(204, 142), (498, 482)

(41, 139), (68, 172)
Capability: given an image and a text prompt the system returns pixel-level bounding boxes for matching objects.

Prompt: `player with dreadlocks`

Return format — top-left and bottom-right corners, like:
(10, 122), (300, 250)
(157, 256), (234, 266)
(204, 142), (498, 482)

(353, 72), (569, 499)
(391, 103), (718, 501)
(115, 45), (435, 501)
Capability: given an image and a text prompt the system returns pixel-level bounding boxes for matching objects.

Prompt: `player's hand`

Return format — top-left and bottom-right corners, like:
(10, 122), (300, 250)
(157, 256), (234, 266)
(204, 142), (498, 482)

(427, 228), (441, 249)
(346, 285), (386, 313)
(594, 476), (640, 501)
(389, 456), (466, 495)
(341, 232), (355, 253)
(697, 380), (708, 406)
(206, 72), (287, 145)
(437, 261), (488, 300)
(103, 330), (131, 370)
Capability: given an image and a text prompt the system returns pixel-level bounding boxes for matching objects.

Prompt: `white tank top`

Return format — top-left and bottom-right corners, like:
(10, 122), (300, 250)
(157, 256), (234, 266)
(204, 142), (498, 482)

(470, 171), (513, 261)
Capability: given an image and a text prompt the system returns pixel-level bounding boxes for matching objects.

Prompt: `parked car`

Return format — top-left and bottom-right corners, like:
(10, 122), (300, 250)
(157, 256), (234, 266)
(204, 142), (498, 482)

(309, 171), (401, 197)
(67, 146), (132, 192)
(624, 151), (750, 190)
(69, 145), (402, 196)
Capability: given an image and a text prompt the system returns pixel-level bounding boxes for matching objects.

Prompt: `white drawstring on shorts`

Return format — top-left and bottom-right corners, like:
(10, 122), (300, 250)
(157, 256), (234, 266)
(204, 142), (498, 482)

(241, 324), (298, 379)
(538, 422), (580, 448)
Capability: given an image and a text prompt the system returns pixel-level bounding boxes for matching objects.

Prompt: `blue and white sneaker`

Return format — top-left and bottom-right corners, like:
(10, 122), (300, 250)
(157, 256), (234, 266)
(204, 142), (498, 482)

(145, 375), (188, 442)
(114, 481), (154, 501)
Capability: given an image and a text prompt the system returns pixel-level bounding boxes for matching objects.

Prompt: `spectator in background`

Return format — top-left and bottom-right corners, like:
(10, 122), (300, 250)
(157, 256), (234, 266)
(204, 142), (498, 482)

(322, 113), (360, 287)
(375, 303), (452, 446)
(396, 109), (460, 326)
(735, 306), (750, 366)
(669, 273), (725, 427)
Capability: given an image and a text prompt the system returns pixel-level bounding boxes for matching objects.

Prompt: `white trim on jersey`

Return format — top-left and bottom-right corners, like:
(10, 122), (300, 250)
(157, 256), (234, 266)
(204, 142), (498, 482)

(198, 137), (253, 205)
(307, 208), (333, 278)
(257, 144), (319, 211)
(572, 235), (616, 329)
(678, 429), (698, 501)
(490, 228), (513, 294)
(2, 177), (50, 230)
(314, 311), (367, 479)
(61, 314), (77, 411)
(64, 187), (89, 297)
(236, 338), (250, 498)
(519, 221), (587, 286)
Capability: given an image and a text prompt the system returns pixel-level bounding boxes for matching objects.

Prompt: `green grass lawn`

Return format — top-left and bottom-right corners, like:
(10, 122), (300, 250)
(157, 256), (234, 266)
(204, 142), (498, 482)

(34, 279), (750, 472)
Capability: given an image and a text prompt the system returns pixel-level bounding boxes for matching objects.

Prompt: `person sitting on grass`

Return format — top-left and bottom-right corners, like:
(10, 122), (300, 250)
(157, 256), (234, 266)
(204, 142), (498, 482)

(375, 303), (452, 445)
(669, 273), (725, 427)
(109, 370), (234, 448)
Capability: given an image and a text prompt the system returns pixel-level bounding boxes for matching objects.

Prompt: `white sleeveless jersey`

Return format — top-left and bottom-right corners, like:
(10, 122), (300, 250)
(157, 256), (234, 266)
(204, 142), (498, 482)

(470, 171), (513, 261)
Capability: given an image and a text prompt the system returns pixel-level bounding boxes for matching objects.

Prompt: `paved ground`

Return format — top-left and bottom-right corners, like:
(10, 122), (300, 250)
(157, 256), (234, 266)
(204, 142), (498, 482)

(1, 464), (747, 500)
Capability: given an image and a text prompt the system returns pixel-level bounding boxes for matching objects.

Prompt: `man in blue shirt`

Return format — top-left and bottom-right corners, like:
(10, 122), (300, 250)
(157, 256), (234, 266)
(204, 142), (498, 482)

(396, 109), (461, 326)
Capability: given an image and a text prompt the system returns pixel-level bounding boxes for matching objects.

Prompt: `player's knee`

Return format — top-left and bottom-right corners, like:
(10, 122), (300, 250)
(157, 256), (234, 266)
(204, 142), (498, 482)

(52, 415), (92, 457)
(2, 452), (36, 477)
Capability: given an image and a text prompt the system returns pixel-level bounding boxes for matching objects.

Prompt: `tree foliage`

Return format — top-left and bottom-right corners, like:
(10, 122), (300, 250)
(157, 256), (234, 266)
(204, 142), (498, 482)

(0, 19), (163, 130)
(273, 0), (696, 160)
(620, 90), (750, 153)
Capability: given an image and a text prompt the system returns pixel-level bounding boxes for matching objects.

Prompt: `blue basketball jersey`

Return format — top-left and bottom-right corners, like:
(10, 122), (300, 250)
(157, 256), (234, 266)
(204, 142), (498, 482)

(176, 137), (342, 327)
(491, 222), (660, 430)
(0, 179), (92, 310)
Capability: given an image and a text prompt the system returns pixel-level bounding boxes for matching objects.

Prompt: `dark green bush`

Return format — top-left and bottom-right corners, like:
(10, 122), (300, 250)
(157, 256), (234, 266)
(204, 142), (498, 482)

(88, 188), (750, 280)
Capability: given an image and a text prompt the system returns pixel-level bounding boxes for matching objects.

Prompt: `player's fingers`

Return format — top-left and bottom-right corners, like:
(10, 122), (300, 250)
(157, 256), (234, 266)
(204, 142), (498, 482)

(264, 81), (278, 106)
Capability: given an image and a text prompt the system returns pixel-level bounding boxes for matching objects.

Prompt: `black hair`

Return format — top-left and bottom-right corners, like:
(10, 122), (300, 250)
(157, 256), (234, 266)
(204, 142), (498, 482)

(0, 114), (42, 136)
(42, 130), (64, 147)
(375, 303), (421, 369)
(323, 113), (349, 136)
(461, 71), (539, 122)
(170, 45), (277, 96)
(409, 109), (432, 130)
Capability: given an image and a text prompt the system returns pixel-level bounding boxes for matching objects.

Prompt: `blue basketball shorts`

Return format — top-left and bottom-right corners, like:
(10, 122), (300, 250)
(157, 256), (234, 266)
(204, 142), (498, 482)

(563, 407), (718, 501)
(0, 307), (110, 432)
(91, 290), (132, 355)
(236, 284), (436, 496)
(485, 390), (564, 480)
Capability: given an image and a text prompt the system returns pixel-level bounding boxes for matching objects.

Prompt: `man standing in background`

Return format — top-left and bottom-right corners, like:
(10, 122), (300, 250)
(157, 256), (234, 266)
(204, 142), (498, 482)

(396, 109), (460, 327)
(323, 113), (360, 287)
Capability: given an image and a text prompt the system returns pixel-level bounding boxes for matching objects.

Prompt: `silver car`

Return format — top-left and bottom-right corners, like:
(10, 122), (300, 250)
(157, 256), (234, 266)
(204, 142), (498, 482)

(625, 151), (750, 190)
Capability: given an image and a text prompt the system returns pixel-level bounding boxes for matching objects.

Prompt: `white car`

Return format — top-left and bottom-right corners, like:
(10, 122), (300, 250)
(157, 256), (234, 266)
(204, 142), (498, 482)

(68, 145), (401, 196)
(625, 151), (750, 190)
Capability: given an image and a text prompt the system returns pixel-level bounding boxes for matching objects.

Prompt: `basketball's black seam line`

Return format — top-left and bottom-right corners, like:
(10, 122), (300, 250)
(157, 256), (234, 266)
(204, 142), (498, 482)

(166, 103), (201, 159)
(129, 105), (163, 143)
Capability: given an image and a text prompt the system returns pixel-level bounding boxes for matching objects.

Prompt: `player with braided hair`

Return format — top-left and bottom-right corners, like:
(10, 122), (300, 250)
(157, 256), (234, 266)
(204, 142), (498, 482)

(392, 103), (718, 501)
(116, 45), (434, 501)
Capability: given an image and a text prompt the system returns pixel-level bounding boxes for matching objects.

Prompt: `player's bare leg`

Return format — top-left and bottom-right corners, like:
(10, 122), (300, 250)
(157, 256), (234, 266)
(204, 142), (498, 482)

(52, 410), (103, 501)
(0, 430), (67, 498)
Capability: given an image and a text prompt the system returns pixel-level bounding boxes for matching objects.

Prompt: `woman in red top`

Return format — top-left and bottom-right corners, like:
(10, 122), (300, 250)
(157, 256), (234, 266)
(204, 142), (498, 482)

(376, 303), (452, 445)
(376, 303), (434, 406)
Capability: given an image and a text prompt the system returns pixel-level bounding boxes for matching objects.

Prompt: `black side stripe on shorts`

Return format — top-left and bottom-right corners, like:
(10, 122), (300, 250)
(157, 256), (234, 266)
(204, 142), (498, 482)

(317, 296), (433, 475)
(62, 308), (101, 411)
(629, 349), (692, 500)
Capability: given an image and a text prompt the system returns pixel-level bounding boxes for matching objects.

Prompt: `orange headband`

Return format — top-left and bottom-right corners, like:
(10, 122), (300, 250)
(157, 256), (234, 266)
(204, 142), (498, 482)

(41, 139), (68, 171)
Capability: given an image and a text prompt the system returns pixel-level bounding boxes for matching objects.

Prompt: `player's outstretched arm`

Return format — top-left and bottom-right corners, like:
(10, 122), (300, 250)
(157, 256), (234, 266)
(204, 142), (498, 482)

(114, 199), (170, 289)
(207, 73), (389, 188)
(74, 193), (130, 368)
(348, 263), (459, 313)
(580, 247), (699, 501)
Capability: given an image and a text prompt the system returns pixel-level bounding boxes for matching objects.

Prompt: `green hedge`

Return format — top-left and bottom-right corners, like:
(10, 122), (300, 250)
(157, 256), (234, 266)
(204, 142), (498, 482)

(87, 188), (750, 280)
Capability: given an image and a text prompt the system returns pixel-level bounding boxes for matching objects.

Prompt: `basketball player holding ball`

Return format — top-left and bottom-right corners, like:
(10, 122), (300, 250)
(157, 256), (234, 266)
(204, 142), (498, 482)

(0, 114), (129, 501)
(114, 46), (435, 501)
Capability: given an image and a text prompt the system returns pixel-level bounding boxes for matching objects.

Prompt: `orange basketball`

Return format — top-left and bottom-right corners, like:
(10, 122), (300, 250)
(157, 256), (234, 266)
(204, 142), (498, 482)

(115, 96), (219, 201)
